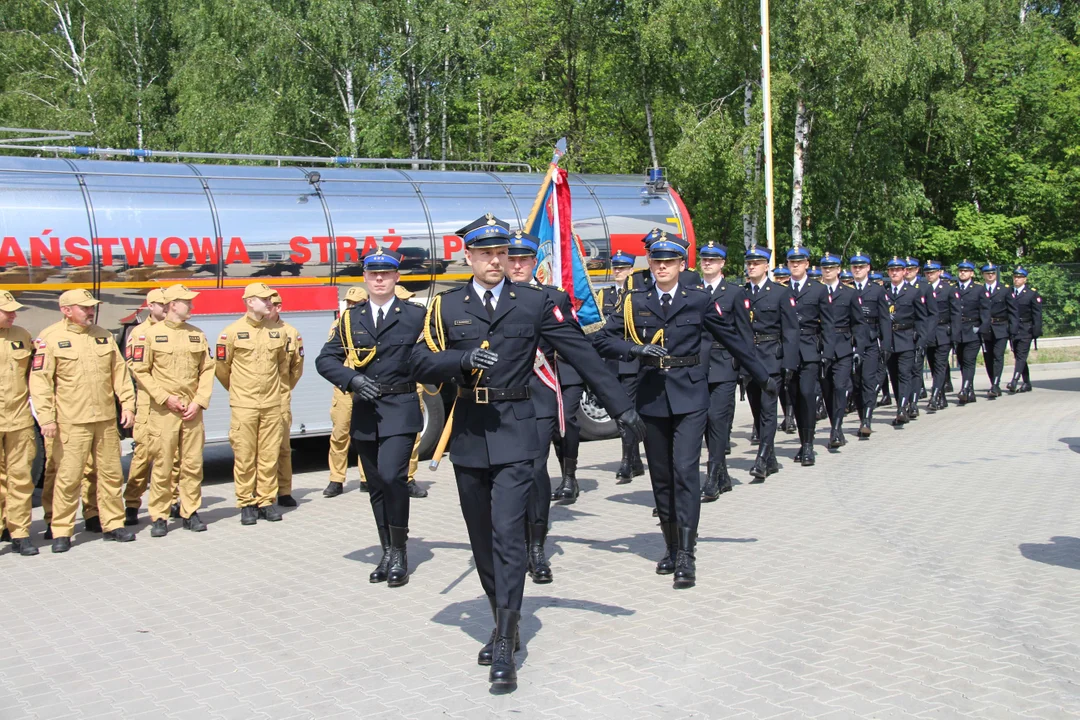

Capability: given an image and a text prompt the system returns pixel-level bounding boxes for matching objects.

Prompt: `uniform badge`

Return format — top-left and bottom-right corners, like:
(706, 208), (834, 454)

(190, 335), (200, 343)
(95, 336), (109, 345)
(125, 346), (132, 360)
(920, 295), (925, 303)
(216, 344), (227, 360)
(857, 297), (863, 306)
(453, 320), (472, 326)
(132, 346), (145, 362)
(32, 354), (44, 371)
(58, 340), (72, 348)
(269, 331), (281, 338)
(955, 292), (960, 299)
(1036, 297), (1042, 303)
(10, 340), (23, 349)
(571, 306), (578, 322)
(553, 306), (565, 322)
(238, 332), (250, 339)
(789, 297), (796, 307)
(299, 346), (305, 358)
(155, 335), (168, 342)
(714, 302), (723, 316)
(889, 304), (896, 315)
(743, 298), (751, 310)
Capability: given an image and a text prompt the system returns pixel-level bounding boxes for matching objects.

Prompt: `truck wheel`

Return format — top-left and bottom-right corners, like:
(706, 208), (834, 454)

(417, 385), (445, 460)
(578, 389), (620, 441)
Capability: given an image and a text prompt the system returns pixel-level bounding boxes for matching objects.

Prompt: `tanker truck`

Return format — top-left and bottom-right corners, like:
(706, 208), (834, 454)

(0, 154), (698, 482)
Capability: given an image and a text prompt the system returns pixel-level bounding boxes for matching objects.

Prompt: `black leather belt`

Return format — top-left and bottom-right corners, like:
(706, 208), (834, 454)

(641, 354), (699, 369)
(457, 385), (530, 403)
(991, 317), (1007, 324)
(962, 316), (980, 322)
(893, 322), (914, 331)
(800, 328), (820, 336)
(754, 334), (780, 344)
(378, 382), (415, 395)
(834, 325), (851, 331)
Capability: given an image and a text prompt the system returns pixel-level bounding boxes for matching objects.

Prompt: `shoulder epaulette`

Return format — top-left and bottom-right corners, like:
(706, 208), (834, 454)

(518, 282), (544, 291)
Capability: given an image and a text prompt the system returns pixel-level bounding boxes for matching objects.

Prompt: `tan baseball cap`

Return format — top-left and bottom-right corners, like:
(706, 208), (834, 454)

(146, 288), (167, 304)
(269, 292), (283, 304)
(58, 288), (101, 307)
(242, 282), (276, 299)
(394, 285), (416, 300)
(0, 290), (26, 312)
(344, 286), (368, 302)
(163, 284), (199, 301)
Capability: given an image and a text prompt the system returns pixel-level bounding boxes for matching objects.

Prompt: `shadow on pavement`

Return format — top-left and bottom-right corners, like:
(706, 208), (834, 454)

(1058, 438), (1080, 454)
(1019, 536), (1080, 571)
(551, 532), (756, 563)
(1033, 377), (1080, 393)
(343, 535), (474, 580)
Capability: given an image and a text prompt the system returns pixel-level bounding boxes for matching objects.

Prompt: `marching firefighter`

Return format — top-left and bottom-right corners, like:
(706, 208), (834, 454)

(980, 263), (1019, 398)
(818, 253), (864, 449)
(849, 254), (891, 436)
(786, 247), (835, 466)
(1008, 267), (1042, 393)
(883, 257), (931, 425)
(922, 261), (961, 412)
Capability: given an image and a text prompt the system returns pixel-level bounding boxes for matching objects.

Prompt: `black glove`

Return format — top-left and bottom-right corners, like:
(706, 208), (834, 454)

(764, 377), (780, 397)
(348, 374), (381, 402)
(629, 344), (667, 358)
(615, 408), (646, 443)
(460, 347), (498, 371)
(914, 346), (925, 366)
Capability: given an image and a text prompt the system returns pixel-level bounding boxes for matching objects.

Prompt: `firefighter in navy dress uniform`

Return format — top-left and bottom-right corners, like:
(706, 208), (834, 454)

(849, 253), (891, 437)
(625, 228), (704, 292)
(596, 235), (773, 588)
(411, 214), (643, 688)
(785, 247), (835, 466)
(922, 260), (961, 412)
(741, 246), (798, 478)
(904, 256), (935, 415)
(697, 241), (753, 500)
(596, 251), (644, 482)
(1007, 267), (1042, 393)
(979, 262), (1019, 398)
(818, 253), (864, 449)
(883, 257), (931, 425)
(954, 259), (991, 404)
(316, 249), (427, 588)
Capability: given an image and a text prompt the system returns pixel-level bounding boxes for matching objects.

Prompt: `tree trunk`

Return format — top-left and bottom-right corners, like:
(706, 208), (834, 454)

(50, 2), (98, 129)
(440, 54), (449, 170)
(644, 99), (659, 169)
(345, 66), (358, 156)
(791, 96), (810, 248)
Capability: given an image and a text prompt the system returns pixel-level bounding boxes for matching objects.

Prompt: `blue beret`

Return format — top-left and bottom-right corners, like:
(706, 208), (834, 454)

(456, 213), (510, 247)
(610, 251), (635, 268)
(839, 269), (854, 280)
(957, 259), (976, 270)
(745, 245), (772, 262)
(699, 241), (727, 259)
(923, 259), (942, 271)
(981, 262), (999, 273)
(808, 266), (822, 277)
(849, 252), (871, 265)
(885, 256), (907, 269)
(786, 246), (811, 261)
(772, 266), (790, 278)
(507, 230), (539, 256)
(362, 248), (401, 271)
(819, 252), (841, 267)
(942, 271), (954, 280)
(870, 272), (883, 281)
(905, 256), (920, 268)
(648, 239), (688, 260)
(1012, 266), (1028, 277)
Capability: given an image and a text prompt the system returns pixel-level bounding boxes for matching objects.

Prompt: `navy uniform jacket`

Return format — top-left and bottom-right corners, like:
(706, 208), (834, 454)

(789, 278), (836, 363)
(531, 285), (581, 419)
(316, 298), (426, 440)
(984, 284), (1020, 339)
(411, 280), (631, 468)
(927, 281), (962, 347)
(909, 278), (938, 346)
(745, 279), (800, 375)
(854, 282), (893, 354)
(821, 282), (865, 360)
(596, 285), (639, 376)
(627, 268), (704, 291)
(595, 285), (769, 416)
(1013, 286), (1043, 340)
(883, 282), (931, 352)
(956, 282), (992, 343)
(700, 279), (754, 383)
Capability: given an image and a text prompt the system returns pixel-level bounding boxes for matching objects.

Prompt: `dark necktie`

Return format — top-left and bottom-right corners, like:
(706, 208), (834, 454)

(752, 284), (759, 296)
(377, 307), (385, 329)
(660, 293), (671, 317)
(483, 290), (495, 318)
(828, 285), (834, 297)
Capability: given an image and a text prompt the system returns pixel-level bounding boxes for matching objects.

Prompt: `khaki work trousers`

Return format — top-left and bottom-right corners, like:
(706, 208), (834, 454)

(230, 405), (283, 508)
(0, 427), (37, 539)
(52, 421), (126, 537)
(148, 408), (205, 521)
(125, 420), (181, 510)
(277, 410), (293, 496)
(43, 436), (98, 526)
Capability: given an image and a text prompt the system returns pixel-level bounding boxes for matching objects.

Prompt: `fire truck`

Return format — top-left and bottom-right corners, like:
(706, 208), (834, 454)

(0, 153), (697, 481)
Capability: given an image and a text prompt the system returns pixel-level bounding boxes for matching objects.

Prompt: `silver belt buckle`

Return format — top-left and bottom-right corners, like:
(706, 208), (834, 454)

(474, 387), (490, 404)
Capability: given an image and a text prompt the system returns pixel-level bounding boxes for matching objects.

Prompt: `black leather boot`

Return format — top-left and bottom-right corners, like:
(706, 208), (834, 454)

(84, 516), (102, 533)
(240, 506), (258, 525)
(150, 518), (168, 538)
(615, 436), (635, 483)
(387, 526), (409, 587)
(749, 446), (769, 482)
(672, 526), (697, 589)
(782, 407), (797, 434)
(489, 608), (520, 687)
(478, 596), (520, 666)
(103, 527), (136, 542)
(828, 417), (845, 449)
(257, 505), (282, 522)
(1020, 381), (1032, 392)
(124, 508), (139, 527)
(554, 458), (579, 503)
(12, 537), (38, 556)
(800, 442), (815, 467)
(51, 536), (71, 554)
(879, 389), (892, 407)
(370, 526), (391, 583)
(630, 443), (645, 477)
(169, 503), (181, 519)
(717, 458), (733, 494)
(183, 512), (207, 532)
(765, 449), (780, 476)
(944, 375), (954, 393)
(750, 424), (760, 443)
(858, 407), (872, 437)
(527, 523), (553, 584)
(323, 481), (344, 498)
(926, 389), (939, 414)
(655, 522), (678, 575)
(957, 382), (969, 405)
(1006, 372), (1020, 393)
(701, 463), (720, 503)
(815, 397), (827, 421)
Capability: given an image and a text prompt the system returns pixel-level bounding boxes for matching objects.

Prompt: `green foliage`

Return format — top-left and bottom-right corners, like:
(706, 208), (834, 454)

(1026, 265), (1080, 337)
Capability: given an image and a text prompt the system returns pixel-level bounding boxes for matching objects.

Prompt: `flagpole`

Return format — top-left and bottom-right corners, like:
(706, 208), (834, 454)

(760, 0), (777, 270)
(525, 138), (567, 232)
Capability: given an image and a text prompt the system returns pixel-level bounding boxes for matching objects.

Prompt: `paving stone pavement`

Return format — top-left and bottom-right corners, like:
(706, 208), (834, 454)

(2, 364), (1079, 719)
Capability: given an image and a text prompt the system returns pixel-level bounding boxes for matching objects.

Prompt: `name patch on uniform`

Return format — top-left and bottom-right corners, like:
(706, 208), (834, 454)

(58, 340), (72, 348)
(132, 346), (145, 362)
(32, 354), (44, 371)
(639, 311), (654, 317)
(95, 336), (109, 345)
(155, 335), (168, 342)
(189, 335), (201, 343)
(299, 346), (305, 358)
(269, 331), (281, 338)
(10, 340), (23, 349)
(216, 344), (227, 360)
(237, 332), (250, 339)
(453, 320), (472, 326)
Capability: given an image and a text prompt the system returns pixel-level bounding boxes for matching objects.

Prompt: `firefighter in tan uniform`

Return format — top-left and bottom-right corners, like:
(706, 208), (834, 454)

(215, 282), (289, 525)
(0, 290), (40, 555)
(40, 444), (98, 538)
(123, 287), (169, 525)
(322, 285), (428, 499)
(29, 289), (137, 553)
(267, 292), (304, 507)
(130, 284), (214, 536)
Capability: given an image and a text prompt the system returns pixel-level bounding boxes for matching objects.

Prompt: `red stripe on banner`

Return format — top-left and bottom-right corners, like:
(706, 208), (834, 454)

(176, 286), (340, 316)
(555, 168), (576, 301)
